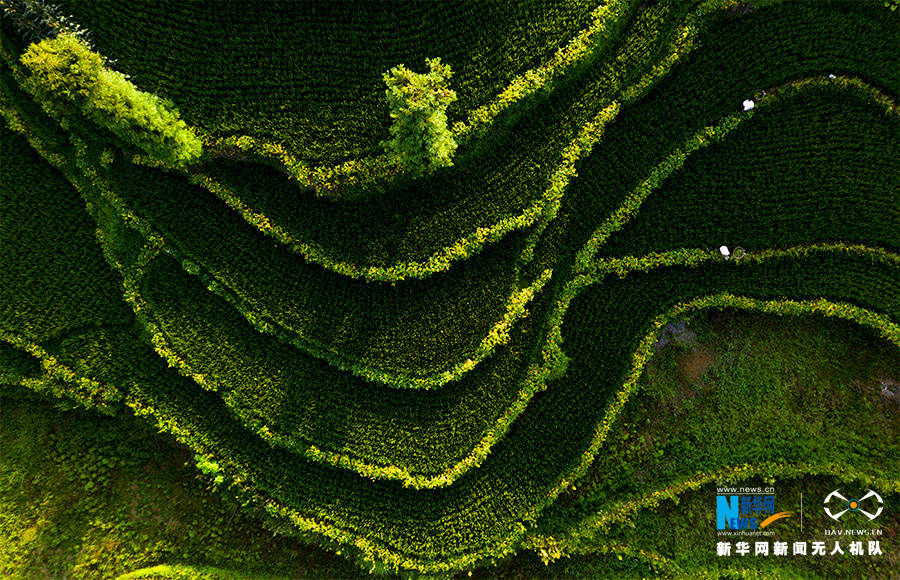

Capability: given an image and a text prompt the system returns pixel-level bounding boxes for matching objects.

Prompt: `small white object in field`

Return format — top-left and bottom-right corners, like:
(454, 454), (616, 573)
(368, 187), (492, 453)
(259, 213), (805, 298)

(828, 73), (836, 79)
(742, 99), (755, 111)
(719, 245), (730, 258)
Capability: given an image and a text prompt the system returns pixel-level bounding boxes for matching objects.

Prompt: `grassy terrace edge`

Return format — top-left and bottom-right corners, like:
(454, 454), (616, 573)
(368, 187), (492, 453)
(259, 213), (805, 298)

(3, 120), (896, 569)
(0, 2), (897, 574)
(1, 283), (895, 572)
(1, 59), (895, 491)
(136, 0), (782, 283)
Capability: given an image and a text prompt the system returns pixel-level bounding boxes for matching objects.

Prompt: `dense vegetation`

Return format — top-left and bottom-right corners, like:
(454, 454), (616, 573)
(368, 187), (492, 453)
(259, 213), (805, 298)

(0, 0), (897, 577)
(19, 33), (202, 165)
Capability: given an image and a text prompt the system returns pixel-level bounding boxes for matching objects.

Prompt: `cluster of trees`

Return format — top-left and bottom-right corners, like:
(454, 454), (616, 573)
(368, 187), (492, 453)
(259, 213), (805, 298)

(19, 33), (202, 165)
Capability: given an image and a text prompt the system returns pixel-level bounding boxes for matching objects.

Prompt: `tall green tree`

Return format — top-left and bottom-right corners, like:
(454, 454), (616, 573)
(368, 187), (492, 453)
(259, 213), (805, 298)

(382, 57), (457, 175)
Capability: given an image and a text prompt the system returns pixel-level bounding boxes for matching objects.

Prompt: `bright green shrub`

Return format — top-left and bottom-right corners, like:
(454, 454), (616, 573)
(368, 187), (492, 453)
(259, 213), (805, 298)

(381, 57), (457, 174)
(19, 33), (202, 165)
(18, 32), (102, 108)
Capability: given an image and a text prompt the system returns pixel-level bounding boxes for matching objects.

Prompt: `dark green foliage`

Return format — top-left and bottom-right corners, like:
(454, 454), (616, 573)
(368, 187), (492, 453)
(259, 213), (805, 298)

(192, 0), (685, 270)
(541, 310), (900, 530)
(531, 311), (899, 577)
(56, 0), (599, 163)
(19, 33), (202, 165)
(1, 0), (898, 575)
(133, 248), (555, 481)
(0, 393), (362, 578)
(595, 85), (899, 258)
(0, 124), (130, 342)
(0, 0), (89, 44)
(100, 159), (535, 385)
(382, 57), (457, 174)
(0, 341), (40, 382)
(110, 250), (900, 571)
(551, 0), (900, 274)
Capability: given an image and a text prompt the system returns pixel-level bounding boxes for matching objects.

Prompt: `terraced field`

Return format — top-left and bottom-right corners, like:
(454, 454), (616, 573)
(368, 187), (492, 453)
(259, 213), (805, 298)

(0, 0), (897, 577)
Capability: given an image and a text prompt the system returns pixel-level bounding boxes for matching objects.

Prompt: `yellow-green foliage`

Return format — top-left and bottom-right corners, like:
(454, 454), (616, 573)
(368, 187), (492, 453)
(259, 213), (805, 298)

(19, 33), (201, 165)
(382, 57), (458, 174)
(1, 0), (898, 576)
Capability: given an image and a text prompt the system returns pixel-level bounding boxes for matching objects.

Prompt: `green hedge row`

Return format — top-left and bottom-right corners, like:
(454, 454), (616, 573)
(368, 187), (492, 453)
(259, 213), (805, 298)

(56, 0), (600, 165)
(180, 0), (696, 273)
(96, 158), (546, 388)
(549, 0), (899, 277)
(131, 246), (555, 486)
(115, 248), (900, 573)
(595, 80), (898, 259)
(0, 123), (131, 343)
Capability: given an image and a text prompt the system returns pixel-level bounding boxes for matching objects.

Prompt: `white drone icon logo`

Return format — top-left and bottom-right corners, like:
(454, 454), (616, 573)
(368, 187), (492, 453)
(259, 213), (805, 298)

(823, 489), (883, 521)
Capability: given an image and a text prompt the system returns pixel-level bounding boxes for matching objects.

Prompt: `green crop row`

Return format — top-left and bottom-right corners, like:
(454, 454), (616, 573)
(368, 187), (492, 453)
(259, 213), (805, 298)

(56, 0), (601, 165)
(0, 27), (574, 391)
(17, 137), (888, 572)
(192, 0), (640, 195)
(5, 9), (892, 494)
(118, 563), (289, 580)
(122, 237), (558, 487)
(164, 0), (712, 278)
(44, 248), (900, 572)
(0, 51), (553, 391)
(0, 116), (132, 343)
(527, 462), (900, 560)
(193, 0), (641, 196)
(0, 329), (121, 412)
(552, 0), (899, 277)
(165, 0), (887, 285)
(0, 92), (562, 487)
(154, 0), (772, 198)
(593, 78), (898, 260)
(5, 96), (897, 570)
(131, 99), (621, 283)
(0, 50), (573, 489)
(92, 157), (549, 388)
(79, 248), (900, 573)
